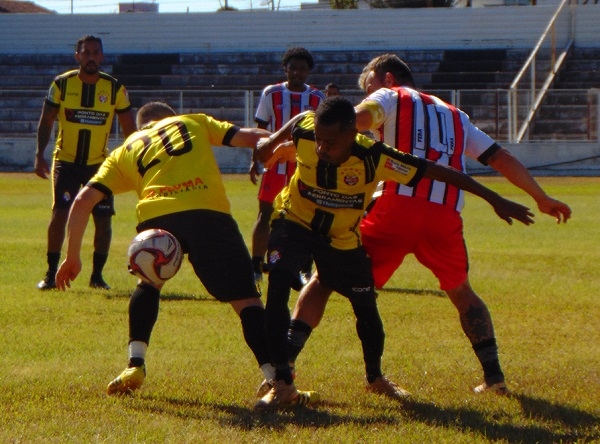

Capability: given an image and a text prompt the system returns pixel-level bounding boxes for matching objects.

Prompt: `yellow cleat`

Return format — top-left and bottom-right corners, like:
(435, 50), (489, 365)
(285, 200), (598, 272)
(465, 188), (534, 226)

(254, 380), (319, 411)
(107, 365), (146, 395)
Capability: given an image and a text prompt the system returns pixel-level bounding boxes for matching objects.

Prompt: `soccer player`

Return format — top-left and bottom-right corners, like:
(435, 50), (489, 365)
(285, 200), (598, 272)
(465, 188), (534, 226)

(324, 82), (341, 97)
(55, 102), (287, 400)
(249, 47), (326, 293)
(34, 35), (137, 291)
(287, 54), (572, 397)
(253, 96), (535, 410)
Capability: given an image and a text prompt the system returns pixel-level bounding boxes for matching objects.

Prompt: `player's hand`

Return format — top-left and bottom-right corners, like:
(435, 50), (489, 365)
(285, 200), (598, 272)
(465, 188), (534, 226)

(537, 196), (572, 224)
(249, 160), (261, 185)
(34, 155), (50, 179)
(264, 141), (296, 169)
(55, 257), (82, 291)
(492, 196), (535, 226)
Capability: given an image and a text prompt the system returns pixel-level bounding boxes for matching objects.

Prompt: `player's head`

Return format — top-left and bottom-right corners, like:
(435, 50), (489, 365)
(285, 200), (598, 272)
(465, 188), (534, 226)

(136, 102), (177, 129)
(358, 54), (415, 94)
(75, 35), (104, 75)
(282, 47), (315, 90)
(313, 96), (357, 166)
(324, 83), (341, 97)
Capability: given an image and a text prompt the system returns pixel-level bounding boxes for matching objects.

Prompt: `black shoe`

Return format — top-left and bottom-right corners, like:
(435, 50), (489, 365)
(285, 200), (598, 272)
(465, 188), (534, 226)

(37, 271), (56, 290)
(89, 275), (110, 290)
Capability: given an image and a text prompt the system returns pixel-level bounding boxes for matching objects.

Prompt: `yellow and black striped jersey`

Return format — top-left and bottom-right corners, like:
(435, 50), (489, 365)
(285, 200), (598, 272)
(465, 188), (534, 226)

(46, 70), (132, 165)
(273, 112), (427, 250)
(90, 113), (239, 223)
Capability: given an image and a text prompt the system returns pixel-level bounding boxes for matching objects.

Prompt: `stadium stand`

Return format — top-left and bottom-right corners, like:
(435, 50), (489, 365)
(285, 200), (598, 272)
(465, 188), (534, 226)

(0, 4), (598, 173)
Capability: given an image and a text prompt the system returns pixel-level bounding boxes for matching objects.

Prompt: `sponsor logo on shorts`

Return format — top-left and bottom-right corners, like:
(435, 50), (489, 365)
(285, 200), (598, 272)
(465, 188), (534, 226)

(268, 250), (281, 264)
(351, 286), (372, 293)
(62, 191), (72, 203)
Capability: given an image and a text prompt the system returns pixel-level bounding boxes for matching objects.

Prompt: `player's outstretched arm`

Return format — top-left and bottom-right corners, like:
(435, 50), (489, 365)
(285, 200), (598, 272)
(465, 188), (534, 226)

(423, 161), (535, 226)
(487, 147), (572, 224)
(56, 186), (106, 290)
(255, 111), (309, 163)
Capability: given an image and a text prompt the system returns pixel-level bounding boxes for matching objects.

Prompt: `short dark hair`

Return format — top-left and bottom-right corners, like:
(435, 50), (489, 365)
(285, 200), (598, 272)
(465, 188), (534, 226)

(136, 102), (177, 129)
(314, 96), (356, 132)
(281, 47), (315, 70)
(75, 35), (103, 53)
(358, 54), (415, 90)
(325, 83), (340, 90)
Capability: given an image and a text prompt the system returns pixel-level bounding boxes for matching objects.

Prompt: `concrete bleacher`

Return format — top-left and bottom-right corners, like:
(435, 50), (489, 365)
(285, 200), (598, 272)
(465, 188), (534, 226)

(0, 4), (599, 174)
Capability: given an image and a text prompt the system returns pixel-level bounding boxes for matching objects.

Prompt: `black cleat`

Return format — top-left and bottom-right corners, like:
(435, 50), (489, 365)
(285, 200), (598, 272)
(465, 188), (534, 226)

(89, 275), (111, 290)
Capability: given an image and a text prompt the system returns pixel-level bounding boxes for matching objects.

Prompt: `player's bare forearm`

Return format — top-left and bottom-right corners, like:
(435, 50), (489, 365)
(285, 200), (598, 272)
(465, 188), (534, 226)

(488, 148), (572, 223)
(255, 112), (308, 163)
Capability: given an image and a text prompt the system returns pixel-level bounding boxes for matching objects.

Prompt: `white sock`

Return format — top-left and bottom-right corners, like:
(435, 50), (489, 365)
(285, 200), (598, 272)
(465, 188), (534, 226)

(260, 363), (276, 381)
(129, 341), (148, 360)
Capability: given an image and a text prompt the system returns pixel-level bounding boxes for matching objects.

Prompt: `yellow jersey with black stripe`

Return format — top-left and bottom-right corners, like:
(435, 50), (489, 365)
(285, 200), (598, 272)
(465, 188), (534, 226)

(273, 112), (427, 250)
(46, 70), (132, 165)
(89, 113), (239, 223)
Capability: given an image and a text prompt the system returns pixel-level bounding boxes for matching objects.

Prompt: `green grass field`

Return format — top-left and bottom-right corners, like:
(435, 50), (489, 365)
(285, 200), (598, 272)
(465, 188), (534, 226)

(0, 173), (598, 443)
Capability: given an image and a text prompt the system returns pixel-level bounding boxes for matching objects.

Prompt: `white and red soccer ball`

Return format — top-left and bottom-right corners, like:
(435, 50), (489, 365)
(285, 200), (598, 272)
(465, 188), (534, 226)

(128, 229), (183, 286)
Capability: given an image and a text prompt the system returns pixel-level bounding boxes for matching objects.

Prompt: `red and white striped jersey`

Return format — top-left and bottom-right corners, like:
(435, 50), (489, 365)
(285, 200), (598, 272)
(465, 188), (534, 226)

(255, 82), (325, 132)
(359, 86), (496, 212)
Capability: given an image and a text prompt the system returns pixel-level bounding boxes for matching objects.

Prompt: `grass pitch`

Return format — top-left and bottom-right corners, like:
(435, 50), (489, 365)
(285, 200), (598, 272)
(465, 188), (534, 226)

(0, 173), (598, 443)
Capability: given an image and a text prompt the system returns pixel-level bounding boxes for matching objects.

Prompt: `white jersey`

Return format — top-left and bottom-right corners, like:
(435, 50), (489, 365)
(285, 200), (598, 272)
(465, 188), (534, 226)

(360, 86), (497, 211)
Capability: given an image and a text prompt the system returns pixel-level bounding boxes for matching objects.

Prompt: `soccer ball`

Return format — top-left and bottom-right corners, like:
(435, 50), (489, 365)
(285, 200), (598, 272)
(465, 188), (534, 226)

(128, 229), (183, 286)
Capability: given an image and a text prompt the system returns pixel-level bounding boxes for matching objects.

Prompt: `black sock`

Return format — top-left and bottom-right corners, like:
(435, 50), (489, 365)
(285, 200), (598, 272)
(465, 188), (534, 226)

(128, 357), (145, 368)
(288, 319), (312, 363)
(47, 252), (60, 274)
(252, 256), (264, 274)
(92, 252), (108, 278)
(129, 284), (160, 344)
(239, 305), (270, 367)
(351, 300), (385, 383)
(274, 365), (294, 385)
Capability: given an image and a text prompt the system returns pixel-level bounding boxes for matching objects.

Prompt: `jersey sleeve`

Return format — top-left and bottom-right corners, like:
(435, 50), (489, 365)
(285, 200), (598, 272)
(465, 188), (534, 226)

(255, 86), (273, 126)
(463, 118), (497, 163)
(114, 84), (132, 113)
(45, 80), (61, 108)
(88, 145), (136, 196)
(358, 88), (397, 128)
(374, 142), (427, 187)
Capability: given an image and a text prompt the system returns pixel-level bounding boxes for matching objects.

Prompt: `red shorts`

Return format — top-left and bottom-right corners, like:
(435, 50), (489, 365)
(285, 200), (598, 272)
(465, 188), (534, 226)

(258, 161), (296, 204)
(360, 194), (468, 291)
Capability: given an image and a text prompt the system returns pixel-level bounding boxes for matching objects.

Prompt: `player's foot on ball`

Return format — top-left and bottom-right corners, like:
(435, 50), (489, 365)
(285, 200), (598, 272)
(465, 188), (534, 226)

(254, 380), (319, 411)
(366, 375), (411, 401)
(89, 275), (110, 290)
(473, 381), (511, 396)
(37, 271), (57, 290)
(107, 365), (146, 395)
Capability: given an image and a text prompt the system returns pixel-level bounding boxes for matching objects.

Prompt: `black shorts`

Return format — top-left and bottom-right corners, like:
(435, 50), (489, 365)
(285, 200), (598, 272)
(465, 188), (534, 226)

(267, 218), (376, 306)
(52, 160), (114, 216)
(137, 209), (259, 302)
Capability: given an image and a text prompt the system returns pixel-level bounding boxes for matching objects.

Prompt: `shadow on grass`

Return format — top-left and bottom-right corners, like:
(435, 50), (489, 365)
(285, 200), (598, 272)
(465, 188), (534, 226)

(401, 395), (600, 443)
(103, 291), (212, 302)
(132, 392), (599, 441)
(377, 287), (446, 298)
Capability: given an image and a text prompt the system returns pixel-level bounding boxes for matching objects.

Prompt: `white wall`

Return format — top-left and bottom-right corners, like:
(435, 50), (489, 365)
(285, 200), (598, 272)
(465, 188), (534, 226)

(2, 5), (597, 55)
(3, 137), (599, 175)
